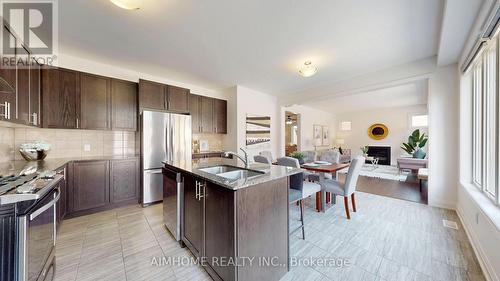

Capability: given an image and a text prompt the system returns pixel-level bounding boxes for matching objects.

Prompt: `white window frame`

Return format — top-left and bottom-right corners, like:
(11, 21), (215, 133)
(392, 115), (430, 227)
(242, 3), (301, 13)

(409, 113), (429, 128)
(471, 34), (500, 206)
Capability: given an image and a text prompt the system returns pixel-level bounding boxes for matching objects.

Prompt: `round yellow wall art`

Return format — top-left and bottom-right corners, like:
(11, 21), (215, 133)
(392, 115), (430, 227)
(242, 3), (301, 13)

(368, 124), (389, 140)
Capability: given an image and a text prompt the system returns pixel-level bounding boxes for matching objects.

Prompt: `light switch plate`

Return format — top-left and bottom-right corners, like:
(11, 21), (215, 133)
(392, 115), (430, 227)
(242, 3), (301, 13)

(84, 144), (91, 152)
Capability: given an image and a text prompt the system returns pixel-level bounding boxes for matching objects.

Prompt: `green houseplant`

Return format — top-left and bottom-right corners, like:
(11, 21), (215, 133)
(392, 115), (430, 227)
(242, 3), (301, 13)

(289, 152), (306, 164)
(401, 129), (428, 158)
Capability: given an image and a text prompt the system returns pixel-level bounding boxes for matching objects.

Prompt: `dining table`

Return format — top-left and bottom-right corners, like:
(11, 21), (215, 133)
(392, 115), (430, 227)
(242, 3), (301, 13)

(300, 162), (350, 212)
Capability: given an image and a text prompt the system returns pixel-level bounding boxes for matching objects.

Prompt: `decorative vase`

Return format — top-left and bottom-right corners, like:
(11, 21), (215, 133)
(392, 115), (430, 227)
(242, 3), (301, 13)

(413, 148), (426, 159)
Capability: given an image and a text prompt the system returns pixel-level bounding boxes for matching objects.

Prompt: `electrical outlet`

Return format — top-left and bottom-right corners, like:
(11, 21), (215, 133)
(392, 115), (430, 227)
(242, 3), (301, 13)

(84, 144), (91, 152)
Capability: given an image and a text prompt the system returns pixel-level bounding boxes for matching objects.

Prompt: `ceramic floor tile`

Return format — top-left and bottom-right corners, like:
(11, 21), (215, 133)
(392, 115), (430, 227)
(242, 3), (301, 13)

(53, 192), (485, 281)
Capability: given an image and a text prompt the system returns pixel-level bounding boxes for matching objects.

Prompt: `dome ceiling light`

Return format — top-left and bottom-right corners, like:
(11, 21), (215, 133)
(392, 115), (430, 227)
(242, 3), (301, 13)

(298, 61), (317, 77)
(110, 0), (142, 10)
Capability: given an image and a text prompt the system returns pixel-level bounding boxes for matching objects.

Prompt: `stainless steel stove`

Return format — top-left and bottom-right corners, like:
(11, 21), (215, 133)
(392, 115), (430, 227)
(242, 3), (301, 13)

(0, 171), (62, 281)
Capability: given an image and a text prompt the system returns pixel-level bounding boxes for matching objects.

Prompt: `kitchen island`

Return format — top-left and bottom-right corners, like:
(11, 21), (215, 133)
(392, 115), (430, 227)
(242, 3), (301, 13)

(163, 158), (302, 281)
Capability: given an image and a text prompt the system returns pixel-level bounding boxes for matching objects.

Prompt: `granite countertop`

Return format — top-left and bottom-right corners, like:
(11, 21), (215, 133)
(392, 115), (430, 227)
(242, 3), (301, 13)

(164, 157), (302, 190)
(0, 154), (139, 177)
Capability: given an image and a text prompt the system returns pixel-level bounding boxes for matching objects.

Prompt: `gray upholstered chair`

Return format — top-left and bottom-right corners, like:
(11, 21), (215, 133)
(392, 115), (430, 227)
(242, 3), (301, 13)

(320, 156), (365, 219)
(309, 150), (341, 182)
(259, 151), (273, 163)
(320, 150), (340, 163)
(254, 155), (271, 164)
(301, 151), (317, 163)
(277, 157), (321, 239)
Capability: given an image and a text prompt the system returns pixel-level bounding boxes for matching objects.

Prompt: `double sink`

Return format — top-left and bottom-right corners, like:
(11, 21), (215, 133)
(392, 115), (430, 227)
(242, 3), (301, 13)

(198, 165), (265, 181)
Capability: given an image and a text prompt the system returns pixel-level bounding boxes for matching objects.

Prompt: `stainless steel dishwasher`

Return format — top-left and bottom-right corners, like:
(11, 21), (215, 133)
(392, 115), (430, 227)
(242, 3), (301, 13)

(162, 166), (183, 242)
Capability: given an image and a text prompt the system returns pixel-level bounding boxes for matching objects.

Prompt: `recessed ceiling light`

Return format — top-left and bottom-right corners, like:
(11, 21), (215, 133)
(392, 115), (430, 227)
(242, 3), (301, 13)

(299, 61), (317, 77)
(110, 0), (142, 10)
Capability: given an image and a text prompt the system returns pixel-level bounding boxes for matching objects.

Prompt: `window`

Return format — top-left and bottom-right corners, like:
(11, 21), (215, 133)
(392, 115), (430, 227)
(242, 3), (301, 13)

(339, 121), (351, 131)
(471, 33), (499, 204)
(411, 114), (428, 128)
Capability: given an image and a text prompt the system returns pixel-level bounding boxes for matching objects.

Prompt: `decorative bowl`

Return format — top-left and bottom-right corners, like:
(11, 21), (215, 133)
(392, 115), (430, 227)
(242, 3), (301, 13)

(19, 149), (48, 161)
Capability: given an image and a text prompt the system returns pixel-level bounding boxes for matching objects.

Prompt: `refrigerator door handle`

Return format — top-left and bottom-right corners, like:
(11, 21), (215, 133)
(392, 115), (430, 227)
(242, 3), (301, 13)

(144, 169), (163, 174)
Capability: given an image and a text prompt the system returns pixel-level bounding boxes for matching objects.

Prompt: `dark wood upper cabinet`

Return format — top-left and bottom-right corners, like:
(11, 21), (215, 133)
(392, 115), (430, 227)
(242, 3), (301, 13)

(41, 68), (80, 129)
(183, 173), (203, 257)
(16, 45), (30, 125)
(0, 26), (16, 122)
(110, 158), (139, 203)
(30, 61), (41, 127)
(71, 160), (110, 212)
(189, 94), (202, 133)
(214, 99), (227, 134)
(80, 73), (111, 130)
(111, 79), (137, 131)
(167, 85), (189, 112)
(189, 94), (227, 134)
(200, 96), (214, 133)
(139, 79), (166, 111)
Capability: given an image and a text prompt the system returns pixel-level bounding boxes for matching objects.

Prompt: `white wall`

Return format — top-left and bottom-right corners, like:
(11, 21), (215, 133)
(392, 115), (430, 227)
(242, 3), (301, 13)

(428, 64), (459, 209)
(335, 104), (428, 165)
(280, 105), (336, 156)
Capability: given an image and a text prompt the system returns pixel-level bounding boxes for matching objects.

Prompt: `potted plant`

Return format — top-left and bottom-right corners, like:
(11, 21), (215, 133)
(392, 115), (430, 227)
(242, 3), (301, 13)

(289, 152), (306, 164)
(401, 129), (428, 159)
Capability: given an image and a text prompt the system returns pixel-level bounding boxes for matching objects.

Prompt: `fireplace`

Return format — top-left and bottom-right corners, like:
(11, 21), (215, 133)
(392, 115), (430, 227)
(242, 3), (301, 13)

(366, 146), (391, 165)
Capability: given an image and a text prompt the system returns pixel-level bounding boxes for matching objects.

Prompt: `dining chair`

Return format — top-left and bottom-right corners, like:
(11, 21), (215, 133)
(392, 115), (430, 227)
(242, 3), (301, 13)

(254, 155), (271, 164)
(277, 157), (321, 239)
(259, 151), (273, 163)
(320, 156), (365, 219)
(308, 150), (341, 182)
(301, 151), (317, 163)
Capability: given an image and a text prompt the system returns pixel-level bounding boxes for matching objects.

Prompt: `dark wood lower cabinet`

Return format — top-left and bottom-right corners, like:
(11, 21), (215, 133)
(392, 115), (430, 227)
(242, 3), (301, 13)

(65, 158), (139, 217)
(71, 160), (110, 212)
(110, 159), (139, 203)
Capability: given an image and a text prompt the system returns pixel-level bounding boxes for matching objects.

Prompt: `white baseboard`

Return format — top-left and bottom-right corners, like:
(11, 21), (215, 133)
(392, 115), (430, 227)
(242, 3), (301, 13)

(456, 206), (498, 281)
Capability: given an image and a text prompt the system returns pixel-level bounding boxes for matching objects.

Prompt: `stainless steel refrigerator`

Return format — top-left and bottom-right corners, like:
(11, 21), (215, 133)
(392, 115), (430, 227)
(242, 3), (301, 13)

(141, 111), (191, 206)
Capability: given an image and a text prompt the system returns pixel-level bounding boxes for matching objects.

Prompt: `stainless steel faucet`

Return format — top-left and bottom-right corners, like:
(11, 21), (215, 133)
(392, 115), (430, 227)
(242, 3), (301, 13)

(223, 148), (249, 168)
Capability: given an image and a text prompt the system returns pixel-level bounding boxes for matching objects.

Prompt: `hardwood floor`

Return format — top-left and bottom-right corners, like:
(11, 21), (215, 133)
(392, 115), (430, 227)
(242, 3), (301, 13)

(338, 173), (428, 204)
(54, 192), (483, 281)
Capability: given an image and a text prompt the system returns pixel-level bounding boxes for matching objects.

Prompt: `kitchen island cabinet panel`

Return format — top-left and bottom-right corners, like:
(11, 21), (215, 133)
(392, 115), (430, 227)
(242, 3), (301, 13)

(183, 173), (204, 257)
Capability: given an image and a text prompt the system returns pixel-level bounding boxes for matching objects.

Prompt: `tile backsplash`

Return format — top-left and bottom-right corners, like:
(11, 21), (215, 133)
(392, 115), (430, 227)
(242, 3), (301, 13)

(0, 125), (137, 163)
(192, 133), (223, 152)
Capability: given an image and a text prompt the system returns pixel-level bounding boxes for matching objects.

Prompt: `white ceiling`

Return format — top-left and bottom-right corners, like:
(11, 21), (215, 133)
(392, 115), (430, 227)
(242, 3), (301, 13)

(303, 80), (428, 114)
(58, 0), (445, 95)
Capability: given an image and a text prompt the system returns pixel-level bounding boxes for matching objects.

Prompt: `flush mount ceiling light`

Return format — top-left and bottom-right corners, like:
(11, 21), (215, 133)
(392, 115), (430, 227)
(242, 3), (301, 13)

(298, 61), (317, 77)
(110, 0), (142, 10)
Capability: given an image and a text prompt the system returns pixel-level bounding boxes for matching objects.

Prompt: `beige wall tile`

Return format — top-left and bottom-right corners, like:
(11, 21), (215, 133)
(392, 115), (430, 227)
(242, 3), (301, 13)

(0, 127), (15, 163)
(1, 125), (136, 161)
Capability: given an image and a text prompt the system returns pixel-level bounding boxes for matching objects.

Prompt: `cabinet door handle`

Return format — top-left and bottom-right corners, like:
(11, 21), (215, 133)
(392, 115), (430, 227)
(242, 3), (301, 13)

(198, 183), (205, 200)
(30, 113), (38, 126)
(0, 102), (10, 120)
(195, 181), (199, 200)
(76, 118), (79, 129)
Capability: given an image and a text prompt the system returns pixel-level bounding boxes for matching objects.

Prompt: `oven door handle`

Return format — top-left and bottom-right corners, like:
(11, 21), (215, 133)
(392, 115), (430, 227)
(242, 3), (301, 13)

(30, 187), (60, 221)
